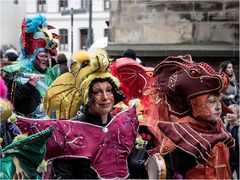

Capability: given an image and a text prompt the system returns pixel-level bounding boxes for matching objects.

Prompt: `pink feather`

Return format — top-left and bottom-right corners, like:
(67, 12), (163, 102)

(0, 76), (8, 98)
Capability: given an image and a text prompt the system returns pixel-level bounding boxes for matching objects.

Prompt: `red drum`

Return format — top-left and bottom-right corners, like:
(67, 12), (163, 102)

(147, 153), (166, 179)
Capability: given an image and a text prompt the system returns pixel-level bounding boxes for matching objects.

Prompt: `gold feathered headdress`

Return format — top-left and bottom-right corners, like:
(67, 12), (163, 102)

(43, 49), (125, 120)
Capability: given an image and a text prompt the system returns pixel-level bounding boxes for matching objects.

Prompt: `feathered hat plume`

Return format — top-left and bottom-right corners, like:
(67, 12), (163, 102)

(19, 14), (59, 68)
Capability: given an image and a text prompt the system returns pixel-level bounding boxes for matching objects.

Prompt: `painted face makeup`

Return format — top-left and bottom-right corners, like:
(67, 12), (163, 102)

(89, 81), (114, 118)
(191, 94), (222, 122)
(205, 95), (222, 122)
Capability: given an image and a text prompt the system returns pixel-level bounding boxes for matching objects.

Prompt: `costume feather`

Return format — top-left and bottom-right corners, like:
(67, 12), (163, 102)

(0, 77), (7, 99)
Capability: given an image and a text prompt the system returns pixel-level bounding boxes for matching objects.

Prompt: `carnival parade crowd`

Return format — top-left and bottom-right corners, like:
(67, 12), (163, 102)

(0, 14), (239, 179)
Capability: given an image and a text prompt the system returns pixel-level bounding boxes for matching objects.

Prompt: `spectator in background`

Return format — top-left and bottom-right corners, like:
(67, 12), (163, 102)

(56, 53), (69, 75)
(4, 48), (18, 62)
(0, 49), (18, 68)
(219, 61), (239, 106)
(49, 57), (57, 68)
(224, 104), (239, 179)
(122, 49), (145, 66)
(122, 49), (137, 60)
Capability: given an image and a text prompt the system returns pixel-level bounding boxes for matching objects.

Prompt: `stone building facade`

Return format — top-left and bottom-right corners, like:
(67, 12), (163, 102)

(106, 0), (239, 78)
(26, 0), (110, 60)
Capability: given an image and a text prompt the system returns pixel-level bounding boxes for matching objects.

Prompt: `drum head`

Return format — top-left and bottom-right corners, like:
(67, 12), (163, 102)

(147, 154), (166, 179)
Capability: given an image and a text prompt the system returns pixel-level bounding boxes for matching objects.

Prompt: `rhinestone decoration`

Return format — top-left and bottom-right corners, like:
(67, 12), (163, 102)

(102, 127), (108, 133)
(168, 71), (178, 92)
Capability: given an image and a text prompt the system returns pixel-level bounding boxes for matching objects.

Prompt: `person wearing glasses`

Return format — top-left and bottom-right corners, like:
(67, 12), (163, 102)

(1, 15), (60, 117)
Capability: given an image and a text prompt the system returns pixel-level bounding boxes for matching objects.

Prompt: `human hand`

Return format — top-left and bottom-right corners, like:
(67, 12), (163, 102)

(12, 156), (30, 180)
(28, 74), (40, 87)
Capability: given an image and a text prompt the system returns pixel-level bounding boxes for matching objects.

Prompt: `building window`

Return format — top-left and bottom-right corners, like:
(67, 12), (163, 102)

(59, 0), (68, 12)
(104, 0), (110, 10)
(59, 29), (68, 51)
(80, 0), (88, 9)
(37, 0), (46, 12)
(104, 28), (109, 37)
(80, 29), (88, 50)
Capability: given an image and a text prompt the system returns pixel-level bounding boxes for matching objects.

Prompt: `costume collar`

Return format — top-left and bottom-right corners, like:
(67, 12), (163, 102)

(158, 116), (235, 164)
(80, 107), (112, 126)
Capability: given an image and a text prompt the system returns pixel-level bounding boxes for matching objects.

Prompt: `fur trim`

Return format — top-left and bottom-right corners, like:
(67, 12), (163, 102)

(72, 50), (91, 64)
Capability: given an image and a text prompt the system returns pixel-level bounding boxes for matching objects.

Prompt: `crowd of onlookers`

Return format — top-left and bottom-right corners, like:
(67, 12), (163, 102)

(219, 60), (239, 179)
